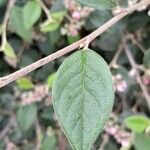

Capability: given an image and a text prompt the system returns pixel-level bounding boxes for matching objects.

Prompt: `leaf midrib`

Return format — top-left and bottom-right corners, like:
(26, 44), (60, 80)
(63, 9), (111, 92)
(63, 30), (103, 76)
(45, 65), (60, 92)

(80, 50), (86, 150)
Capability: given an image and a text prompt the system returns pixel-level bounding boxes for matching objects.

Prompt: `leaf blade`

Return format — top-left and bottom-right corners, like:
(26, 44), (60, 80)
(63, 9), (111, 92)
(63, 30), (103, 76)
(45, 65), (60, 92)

(124, 115), (149, 133)
(17, 104), (37, 131)
(52, 49), (114, 150)
(75, 0), (116, 10)
(23, 0), (42, 30)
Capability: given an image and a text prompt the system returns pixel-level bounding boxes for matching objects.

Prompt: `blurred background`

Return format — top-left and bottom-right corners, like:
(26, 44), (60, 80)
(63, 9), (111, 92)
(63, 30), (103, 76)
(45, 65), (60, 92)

(0, 0), (150, 149)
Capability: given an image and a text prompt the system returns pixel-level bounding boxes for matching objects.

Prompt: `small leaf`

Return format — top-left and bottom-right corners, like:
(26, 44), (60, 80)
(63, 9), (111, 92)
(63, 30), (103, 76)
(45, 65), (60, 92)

(124, 115), (149, 133)
(9, 6), (32, 42)
(1, 42), (16, 59)
(0, 0), (4, 6)
(47, 73), (56, 88)
(52, 11), (66, 20)
(134, 133), (150, 150)
(0, 140), (4, 150)
(75, 0), (116, 10)
(40, 11), (65, 32)
(42, 134), (57, 150)
(52, 49), (114, 150)
(17, 104), (37, 131)
(67, 35), (80, 44)
(23, 0), (42, 29)
(143, 48), (150, 68)
(16, 77), (34, 90)
(40, 20), (60, 32)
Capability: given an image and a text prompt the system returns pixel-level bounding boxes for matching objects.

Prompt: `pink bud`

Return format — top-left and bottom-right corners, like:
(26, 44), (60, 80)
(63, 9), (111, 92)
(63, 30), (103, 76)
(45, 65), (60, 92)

(121, 140), (130, 147)
(72, 11), (81, 20)
(116, 80), (127, 92)
(69, 27), (79, 36)
(143, 77), (150, 85)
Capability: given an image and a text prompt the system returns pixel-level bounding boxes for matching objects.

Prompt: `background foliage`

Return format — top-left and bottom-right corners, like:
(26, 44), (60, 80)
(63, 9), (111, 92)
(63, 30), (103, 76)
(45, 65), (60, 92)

(0, 0), (150, 150)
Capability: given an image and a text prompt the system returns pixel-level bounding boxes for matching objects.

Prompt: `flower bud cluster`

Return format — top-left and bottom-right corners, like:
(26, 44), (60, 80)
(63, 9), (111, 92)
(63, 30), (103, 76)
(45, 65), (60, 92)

(61, 0), (93, 36)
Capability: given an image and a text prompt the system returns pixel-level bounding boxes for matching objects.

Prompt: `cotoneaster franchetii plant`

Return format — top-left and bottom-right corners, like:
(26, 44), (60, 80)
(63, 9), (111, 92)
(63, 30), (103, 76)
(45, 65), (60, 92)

(0, 0), (150, 149)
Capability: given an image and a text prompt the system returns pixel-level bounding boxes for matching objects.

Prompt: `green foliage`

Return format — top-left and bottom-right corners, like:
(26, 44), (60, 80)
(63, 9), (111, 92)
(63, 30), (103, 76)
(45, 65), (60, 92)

(67, 35), (81, 44)
(124, 115), (149, 133)
(46, 72), (56, 88)
(40, 20), (60, 33)
(0, 0), (150, 149)
(143, 48), (150, 68)
(40, 11), (65, 32)
(0, 42), (16, 59)
(17, 104), (37, 131)
(0, 0), (4, 6)
(42, 134), (57, 150)
(134, 133), (150, 150)
(52, 49), (114, 150)
(75, 0), (116, 10)
(23, 0), (42, 30)
(16, 77), (34, 90)
(85, 9), (126, 51)
(9, 6), (32, 42)
(0, 140), (4, 149)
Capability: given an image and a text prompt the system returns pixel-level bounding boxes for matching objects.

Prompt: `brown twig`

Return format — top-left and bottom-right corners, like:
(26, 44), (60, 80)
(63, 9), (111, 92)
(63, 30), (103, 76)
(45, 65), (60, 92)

(126, 33), (146, 53)
(123, 39), (150, 109)
(37, 0), (52, 21)
(99, 134), (109, 150)
(109, 43), (124, 68)
(0, 109), (13, 116)
(0, 0), (150, 88)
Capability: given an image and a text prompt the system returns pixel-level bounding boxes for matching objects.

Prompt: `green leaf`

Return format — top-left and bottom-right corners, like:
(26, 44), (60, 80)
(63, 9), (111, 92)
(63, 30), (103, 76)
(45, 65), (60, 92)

(67, 35), (80, 44)
(85, 9), (126, 51)
(127, 13), (150, 33)
(52, 49), (114, 150)
(16, 77), (34, 90)
(47, 73), (56, 88)
(40, 11), (65, 32)
(42, 134), (57, 150)
(23, 0), (42, 30)
(0, 0), (4, 6)
(143, 48), (150, 68)
(9, 6), (32, 42)
(40, 20), (60, 32)
(75, 0), (116, 10)
(17, 104), (37, 131)
(52, 11), (66, 20)
(1, 42), (16, 59)
(124, 115), (149, 133)
(0, 140), (4, 150)
(134, 133), (150, 150)
(85, 10), (112, 29)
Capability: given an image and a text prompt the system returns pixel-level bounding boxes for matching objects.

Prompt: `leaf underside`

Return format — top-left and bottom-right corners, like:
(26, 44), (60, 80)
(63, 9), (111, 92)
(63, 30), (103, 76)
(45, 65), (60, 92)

(52, 49), (114, 150)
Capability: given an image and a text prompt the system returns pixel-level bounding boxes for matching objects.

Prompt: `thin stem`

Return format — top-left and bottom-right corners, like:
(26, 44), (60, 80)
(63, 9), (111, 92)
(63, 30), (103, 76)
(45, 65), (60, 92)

(1, 0), (16, 46)
(37, 0), (52, 21)
(0, 0), (150, 88)
(35, 120), (42, 150)
(123, 39), (150, 109)
(109, 44), (123, 68)
(0, 118), (14, 140)
(99, 134), (109, 150)
(126, 33), (146, 53)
